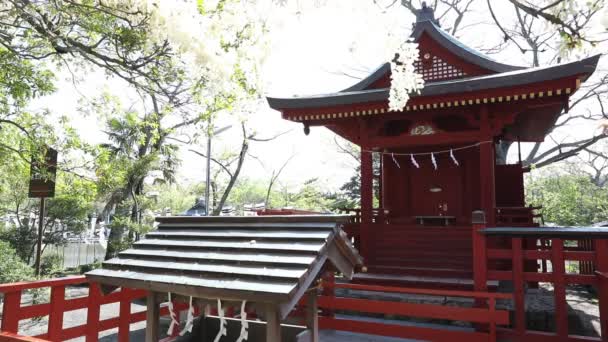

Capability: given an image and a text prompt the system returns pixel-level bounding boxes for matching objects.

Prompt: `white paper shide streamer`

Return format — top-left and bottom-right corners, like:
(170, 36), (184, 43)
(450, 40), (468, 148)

(392, 153), (400, 168)
(167, 293), (180, 336)
(179, 296), (195, 336)
(450, 149), (459, 166)
(410, 154), (419, 168)
(214, 299), (227, 342)
(431, 153), (437, 170)
(236, 300), (249, 342)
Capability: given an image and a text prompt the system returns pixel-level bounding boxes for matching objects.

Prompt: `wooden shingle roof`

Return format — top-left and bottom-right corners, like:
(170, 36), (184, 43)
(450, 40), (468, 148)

(86, 215), (362, 318)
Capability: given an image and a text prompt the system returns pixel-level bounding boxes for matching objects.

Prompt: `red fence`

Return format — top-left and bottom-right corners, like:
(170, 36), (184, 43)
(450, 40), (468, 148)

(476, 227), (608, 341)
(0, 276), (188, 342)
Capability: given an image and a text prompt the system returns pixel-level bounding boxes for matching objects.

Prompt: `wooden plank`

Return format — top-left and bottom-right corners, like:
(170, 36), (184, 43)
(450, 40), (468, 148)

(134, 239), (323, 252)
(0, 276), (87, 293)
(317, 296), (509, 325)
(146, 292), (160, 342)
(146, 229), (331, 239)
(319, 317), (489, 342)
(265, 305), (282, 342)
(104, 258), (307, 279)
(155, 215), (350, 224)
(331, 282), (512, 299)
(120, 248), (316, 266)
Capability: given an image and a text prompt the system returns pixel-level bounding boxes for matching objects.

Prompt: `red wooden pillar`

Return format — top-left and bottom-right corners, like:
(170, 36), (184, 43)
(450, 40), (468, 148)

(595, 239), (608, 341)
(48, 286), (66, 340)
(86, 282), (102, 342)
(360, 148), (373, 260)
(479, 105), (496, 226)
(472, 211), (487, 293)
(118, 287), (131, 342)
(552, 238), (568, 338)
(512, 237), (526, 335)
(1, 291), (21, 333)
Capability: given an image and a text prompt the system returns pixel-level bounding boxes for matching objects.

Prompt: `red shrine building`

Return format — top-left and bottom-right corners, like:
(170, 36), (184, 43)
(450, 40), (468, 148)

(267, 4), (600, 285)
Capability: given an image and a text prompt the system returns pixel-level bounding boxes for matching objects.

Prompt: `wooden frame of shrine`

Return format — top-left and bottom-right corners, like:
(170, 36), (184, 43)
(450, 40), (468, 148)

(267, 3), (600, 286)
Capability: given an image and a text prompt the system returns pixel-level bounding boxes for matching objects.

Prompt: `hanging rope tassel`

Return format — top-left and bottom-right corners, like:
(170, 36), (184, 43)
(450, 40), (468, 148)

(391, 153), (400, 168)
(236, 300), (249, 342)
(431, 153), (437, 170)
(450, 149), (459, 166)
(179, 296), (195, 336)
(167, 293), (180, 336)
(410, 154), (419, 168)
(213, 299), (227, 342)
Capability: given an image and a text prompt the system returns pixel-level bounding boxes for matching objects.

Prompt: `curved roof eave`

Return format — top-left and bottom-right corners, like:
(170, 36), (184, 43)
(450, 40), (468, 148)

(412, 21), (525, 73)
(265, 54), (600, 110)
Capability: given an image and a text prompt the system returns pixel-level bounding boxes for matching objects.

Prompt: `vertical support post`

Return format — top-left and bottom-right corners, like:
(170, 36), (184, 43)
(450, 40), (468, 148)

(48, 285), (66, 340)
(86, 283), (102, 342)
(35, 197), (45, 276)
(1, 291), (21, 332)
(360, 148), (373, 259)
(118, 288), (131, 342)
(146, 292), (160, 342)
(595, 239), (608, 341)
(378, 152), (383, 210)
(472, 211), (487, 294)
(479, 105), (495, 226)
(265, 305), (282, 342)
(306, 290), (319, 342)
(512, 237), (525, 335)
(321, 271), (335, 318)
(552, 238), (568, 338)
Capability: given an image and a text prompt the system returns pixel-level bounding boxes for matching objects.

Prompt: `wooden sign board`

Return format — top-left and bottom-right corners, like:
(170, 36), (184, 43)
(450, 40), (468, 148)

(28, 148), (58, 198)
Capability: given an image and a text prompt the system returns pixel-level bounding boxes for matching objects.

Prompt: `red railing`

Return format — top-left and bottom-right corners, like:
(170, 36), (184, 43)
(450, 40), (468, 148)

(0, 276), (188, 342)
(476, 227), (608, 341)
(317, 280), (511, 342)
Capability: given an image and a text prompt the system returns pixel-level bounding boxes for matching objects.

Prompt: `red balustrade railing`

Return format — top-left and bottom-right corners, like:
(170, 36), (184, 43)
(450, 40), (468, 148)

(0, 276), (189, 342)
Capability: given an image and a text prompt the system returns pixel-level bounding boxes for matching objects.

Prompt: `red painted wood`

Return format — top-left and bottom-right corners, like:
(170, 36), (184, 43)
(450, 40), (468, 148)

(318, 295), (509, 324)
(85, 283), (102, 342)
(328, 282), (511, 299)
(319, 317), (490, 342)
(595, 239), (608, 341)
(47, 286), (65, 340)
(360, 149), (373, 259)
(0, 332), (50, 342)
(552, 238), (568, 338)
(0, 276), (87, 293)
(512, 237), (526, 335)
(497, 328), (602, 342)
(118, 288), (131, 342)
(472, 222), (487, 293)
(1, 291), (22, 333)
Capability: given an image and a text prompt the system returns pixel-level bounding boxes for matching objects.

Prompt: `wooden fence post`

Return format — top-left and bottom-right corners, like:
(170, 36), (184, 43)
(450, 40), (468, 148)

(118, 287), (131, 342)
(48, 285), (66, 340)
(86, 283), (102, 342)
(472, 211), (487, 294)
(512, 237), (525, 335)
(595, 239), (608, 341)
(1, 291), (21, 333)
(552, 238), (568, 338)
(146, 292), (160, 342)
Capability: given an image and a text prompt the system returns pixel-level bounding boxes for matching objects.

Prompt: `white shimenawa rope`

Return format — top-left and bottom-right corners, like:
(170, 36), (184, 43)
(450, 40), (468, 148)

(391, 153), (400, 168)
(450, 149), (459, 166)
(236, 300), (249, 342)
(179, 296), (195, 336)
(167, 293), (180, 335)
(431, 153), (437, 170)
(410, 154), (419, 168)
(213, 299), (227, 342)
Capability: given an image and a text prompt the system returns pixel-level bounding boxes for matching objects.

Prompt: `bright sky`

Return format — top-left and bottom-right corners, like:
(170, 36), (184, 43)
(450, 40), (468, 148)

(28, 1), (607, 194)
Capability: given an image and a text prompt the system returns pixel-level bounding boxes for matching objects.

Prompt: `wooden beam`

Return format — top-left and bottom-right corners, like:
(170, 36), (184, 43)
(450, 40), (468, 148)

(368, 131), (481, 149)
(265, 305), (282, 342)
(146, 292), (160, 342)
(306, 291), (319, 342)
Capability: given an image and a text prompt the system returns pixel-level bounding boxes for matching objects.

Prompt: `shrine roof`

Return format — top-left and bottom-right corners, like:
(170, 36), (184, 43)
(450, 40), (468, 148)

(266, 54), (599, 110)
(86, 215), (362, 319)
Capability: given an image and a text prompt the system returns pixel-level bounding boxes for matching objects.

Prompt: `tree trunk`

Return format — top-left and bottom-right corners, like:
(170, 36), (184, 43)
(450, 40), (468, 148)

(212, 141), (248, 216)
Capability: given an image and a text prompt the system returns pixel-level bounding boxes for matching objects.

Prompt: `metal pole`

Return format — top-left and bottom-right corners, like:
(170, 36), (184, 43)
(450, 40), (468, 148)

(34, 197), (45, 277)
(205, 134), (212, 216)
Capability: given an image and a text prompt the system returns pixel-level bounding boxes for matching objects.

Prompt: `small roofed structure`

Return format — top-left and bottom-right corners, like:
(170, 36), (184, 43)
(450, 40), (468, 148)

(86, 215), (362, 342)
